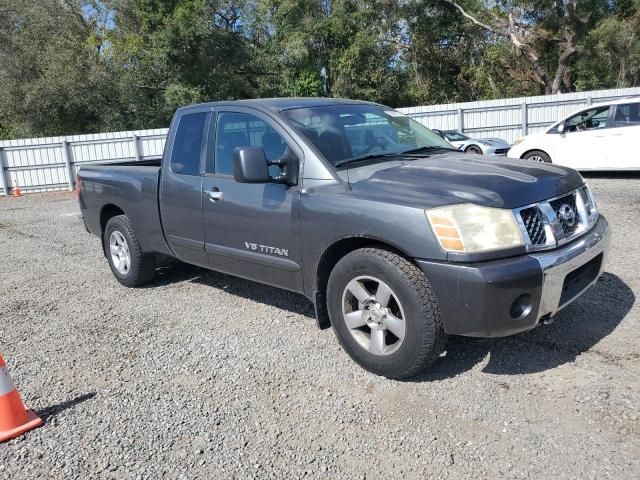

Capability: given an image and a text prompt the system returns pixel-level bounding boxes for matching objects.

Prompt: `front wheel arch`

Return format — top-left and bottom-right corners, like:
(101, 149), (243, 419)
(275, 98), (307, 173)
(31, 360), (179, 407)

(326, 247), (447, 379)
(314, 237), (418, 330)
(465, 144), (483, 154)
(522, 149), (552, 163)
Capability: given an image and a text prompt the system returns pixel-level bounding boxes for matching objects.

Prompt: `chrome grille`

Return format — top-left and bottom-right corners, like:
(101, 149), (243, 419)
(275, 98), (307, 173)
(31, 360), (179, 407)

(549, 192), (579, 237)
(513, 186), (597, 251)
(519, 207), (546, 245)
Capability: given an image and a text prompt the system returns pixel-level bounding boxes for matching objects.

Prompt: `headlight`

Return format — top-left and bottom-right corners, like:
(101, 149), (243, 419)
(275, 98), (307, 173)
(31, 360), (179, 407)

(511, 138), (525, 146)
(426, 204), (524, 253)
(582, 184), (598, 226)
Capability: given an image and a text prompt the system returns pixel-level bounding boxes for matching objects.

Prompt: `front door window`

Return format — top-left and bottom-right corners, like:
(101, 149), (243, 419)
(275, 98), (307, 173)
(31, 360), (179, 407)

(564, 106), (610, 133)
(213, 112), (291, 177)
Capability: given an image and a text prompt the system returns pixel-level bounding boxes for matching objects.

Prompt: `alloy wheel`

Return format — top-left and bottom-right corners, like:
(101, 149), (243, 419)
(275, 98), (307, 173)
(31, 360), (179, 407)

(341, 276), (406, 356)
(109, 231), (131, 275)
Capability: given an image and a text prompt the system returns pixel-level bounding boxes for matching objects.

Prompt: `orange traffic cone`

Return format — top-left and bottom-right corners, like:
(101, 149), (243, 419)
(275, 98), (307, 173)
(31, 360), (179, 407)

(0, 354), (43, 442)
(12, 176), (22, 197)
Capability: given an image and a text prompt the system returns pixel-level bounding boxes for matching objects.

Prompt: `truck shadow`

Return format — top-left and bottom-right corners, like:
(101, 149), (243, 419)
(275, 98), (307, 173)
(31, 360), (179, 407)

(150, 262), (316, 319)
(150, 265), (634, 380)
(413, 272), (635, 382)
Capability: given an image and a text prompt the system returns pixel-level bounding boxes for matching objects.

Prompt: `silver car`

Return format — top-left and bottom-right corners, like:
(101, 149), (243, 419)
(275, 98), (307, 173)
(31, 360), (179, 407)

(433, 130), (510, 155)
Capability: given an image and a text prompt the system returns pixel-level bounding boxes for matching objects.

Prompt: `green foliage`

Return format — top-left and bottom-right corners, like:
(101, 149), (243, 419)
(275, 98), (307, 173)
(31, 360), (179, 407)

(0, 0), (638, 139)
(0, 0), (123, 138)
(574, 3), (640, 90)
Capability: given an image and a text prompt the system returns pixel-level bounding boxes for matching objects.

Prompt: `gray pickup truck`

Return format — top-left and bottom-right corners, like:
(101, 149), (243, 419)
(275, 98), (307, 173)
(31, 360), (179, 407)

(78, 98), (611, 379)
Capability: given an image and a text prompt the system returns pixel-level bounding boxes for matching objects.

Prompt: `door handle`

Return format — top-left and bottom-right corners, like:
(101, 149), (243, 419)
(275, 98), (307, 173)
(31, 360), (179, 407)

(207, 188), (224, 202)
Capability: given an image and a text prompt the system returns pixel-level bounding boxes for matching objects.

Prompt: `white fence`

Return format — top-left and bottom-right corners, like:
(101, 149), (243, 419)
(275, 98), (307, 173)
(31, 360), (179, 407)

(0, 128), (167, 194)
(1, 87), (639, 195)
(399, 86), (640, 143)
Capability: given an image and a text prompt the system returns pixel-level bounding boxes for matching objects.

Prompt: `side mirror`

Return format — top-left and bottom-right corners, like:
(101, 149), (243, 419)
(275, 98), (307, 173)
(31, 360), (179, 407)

(233, 146), (270, 183)
(232, 146), (300, 187)
(557, 122), (566, 134)
(270, 147), (299, 187)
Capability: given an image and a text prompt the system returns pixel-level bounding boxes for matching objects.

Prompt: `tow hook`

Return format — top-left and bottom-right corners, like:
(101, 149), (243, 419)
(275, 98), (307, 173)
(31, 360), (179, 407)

(542, 315), (554, 325)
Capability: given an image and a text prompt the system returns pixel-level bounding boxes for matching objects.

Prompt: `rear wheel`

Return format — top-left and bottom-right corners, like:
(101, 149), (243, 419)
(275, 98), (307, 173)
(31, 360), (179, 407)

(327, 248), (447, 379)
(103, 215), (156, 287)
(523, 150), (552, 163)
(465, 145), (482, 154)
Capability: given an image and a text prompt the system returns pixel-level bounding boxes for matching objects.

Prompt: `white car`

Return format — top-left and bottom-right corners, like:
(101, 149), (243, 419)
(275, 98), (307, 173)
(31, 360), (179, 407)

(508, 98), (640, 170)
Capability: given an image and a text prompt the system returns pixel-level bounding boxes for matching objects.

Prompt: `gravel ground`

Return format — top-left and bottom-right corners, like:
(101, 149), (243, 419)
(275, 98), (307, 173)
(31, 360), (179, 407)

(0, 175), (639, 479)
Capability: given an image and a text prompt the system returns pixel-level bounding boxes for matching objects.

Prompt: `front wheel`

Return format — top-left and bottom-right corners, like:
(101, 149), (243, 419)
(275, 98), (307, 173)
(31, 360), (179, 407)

(523, 150), (552, 163)
(103, 215), (156, 287)
(327, 248), (447, 379)
(465, 145), (482, 154)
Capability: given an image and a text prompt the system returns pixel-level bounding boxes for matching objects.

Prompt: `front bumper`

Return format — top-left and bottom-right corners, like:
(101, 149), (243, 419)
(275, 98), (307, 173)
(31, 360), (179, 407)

(506, 144), (526, 159)
(416, 215), (611, 337)
(482, 145), (510, 156)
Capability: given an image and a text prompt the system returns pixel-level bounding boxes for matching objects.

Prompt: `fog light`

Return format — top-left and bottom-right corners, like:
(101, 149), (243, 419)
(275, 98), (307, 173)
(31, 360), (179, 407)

(510, 294), (532, 320)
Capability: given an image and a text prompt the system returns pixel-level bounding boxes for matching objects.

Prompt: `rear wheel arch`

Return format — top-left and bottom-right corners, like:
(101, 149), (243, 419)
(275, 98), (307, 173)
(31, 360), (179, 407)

(100, 204), (126, 234)
(313, 237), (418, 329)
(103, 214), (156, 287)
(99, 204), (126, 256)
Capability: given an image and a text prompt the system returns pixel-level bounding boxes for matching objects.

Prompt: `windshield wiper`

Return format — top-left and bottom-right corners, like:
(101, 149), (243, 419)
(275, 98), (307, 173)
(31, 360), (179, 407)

(398, 145), (458, 155)
(333, 145), (458, 169)
(333, 152), (400, 168)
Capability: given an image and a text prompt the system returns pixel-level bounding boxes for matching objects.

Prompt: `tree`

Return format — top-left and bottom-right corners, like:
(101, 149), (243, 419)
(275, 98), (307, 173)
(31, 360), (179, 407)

(0, 0), (638, 139)
(401, 0), (489, 104)
(574, 0), (640, 90)
(0, 0), (122, 138)
(258, 0), (409, 105)
(442, 0), (612, 94)
(104, 0), (262, 129)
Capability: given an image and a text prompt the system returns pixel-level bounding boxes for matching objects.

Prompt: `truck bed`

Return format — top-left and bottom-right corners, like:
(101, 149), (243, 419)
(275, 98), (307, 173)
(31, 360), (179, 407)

(88, 159), (162, 168)
(78, 163), (172, 256)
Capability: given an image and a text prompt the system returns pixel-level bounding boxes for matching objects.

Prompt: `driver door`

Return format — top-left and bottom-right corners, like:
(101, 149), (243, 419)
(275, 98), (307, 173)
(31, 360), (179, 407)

(554, 105), (611, 170)
(201, 107), (304, 292)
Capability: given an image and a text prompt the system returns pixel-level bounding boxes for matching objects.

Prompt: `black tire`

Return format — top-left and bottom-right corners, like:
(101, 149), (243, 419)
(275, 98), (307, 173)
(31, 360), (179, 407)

(523, 150), (552, 163)
(103, 215), (156, 287)
(327, 248), (447, 379)
(465, 145), (482, 154)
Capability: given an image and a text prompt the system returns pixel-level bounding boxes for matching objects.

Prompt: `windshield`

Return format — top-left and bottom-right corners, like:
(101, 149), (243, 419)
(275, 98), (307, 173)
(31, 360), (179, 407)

(443, 131), (469, 141)
(281, 104), (453, 167)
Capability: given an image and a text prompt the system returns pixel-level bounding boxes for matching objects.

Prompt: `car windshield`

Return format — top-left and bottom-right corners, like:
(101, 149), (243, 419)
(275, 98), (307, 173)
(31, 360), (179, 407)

(443, 131), (469, 141)
(281, 104), (454, 167)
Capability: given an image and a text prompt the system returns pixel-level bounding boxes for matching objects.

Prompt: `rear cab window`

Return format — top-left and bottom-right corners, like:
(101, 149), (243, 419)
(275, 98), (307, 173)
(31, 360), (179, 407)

(170, 112), (207, 175)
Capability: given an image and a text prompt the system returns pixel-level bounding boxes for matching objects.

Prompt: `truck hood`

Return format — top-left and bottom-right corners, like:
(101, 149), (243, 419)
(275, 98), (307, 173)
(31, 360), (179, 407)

(345, 152), (584, 209)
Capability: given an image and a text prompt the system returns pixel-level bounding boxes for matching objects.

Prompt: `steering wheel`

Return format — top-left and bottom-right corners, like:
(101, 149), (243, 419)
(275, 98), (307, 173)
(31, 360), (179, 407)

(362, 144), (385, 154)
(362, 135), (389, 153)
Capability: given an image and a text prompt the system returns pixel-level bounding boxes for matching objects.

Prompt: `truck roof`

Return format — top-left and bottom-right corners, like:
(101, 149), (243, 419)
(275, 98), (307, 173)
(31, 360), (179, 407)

(177, 97), (380, 113)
